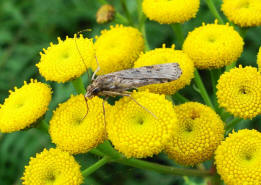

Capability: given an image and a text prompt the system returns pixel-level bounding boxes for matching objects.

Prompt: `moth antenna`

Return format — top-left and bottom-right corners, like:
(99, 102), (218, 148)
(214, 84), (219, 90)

(92, 55), (101, 81)
(74, 30), (92, 80)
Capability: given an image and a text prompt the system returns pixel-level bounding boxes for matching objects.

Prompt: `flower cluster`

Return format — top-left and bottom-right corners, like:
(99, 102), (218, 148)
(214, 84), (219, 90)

(134, 45), (194, 95)
(106, 91), (177, 158)
(49, 95), (108, 154)
(215, 129), (261, 185)
(0, 79), (52, 133)
(93, 24), (144, 75)
(217, 66), (261, 119)
(165, 102), (224, 166)
(22, 148), (83, 185)
(183, 20), (244, 69)
(221, 0), (261, 27)
(142, 0), (200, 24)
(36, 35), (95, 83)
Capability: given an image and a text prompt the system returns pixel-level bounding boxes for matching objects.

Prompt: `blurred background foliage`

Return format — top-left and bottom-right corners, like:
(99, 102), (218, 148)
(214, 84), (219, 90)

(0, 0), (260, 184)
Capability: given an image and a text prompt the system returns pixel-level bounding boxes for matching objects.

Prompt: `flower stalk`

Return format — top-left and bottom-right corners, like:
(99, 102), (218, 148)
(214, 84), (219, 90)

(204, 0), (224, 24)
(171, 23), (184, 49)
(194, 69), (215, 110)
(82, 156), (110, 177)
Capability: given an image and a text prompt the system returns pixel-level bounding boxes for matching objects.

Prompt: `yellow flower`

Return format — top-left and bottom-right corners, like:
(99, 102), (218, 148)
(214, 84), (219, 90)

(96, 4), (115, 24)
(217, 66), (261, 119)
(36, 35), (95, 83)
(165, 102), (224, 166)
(215, 129), (261, 185)
(93, 25), (144, 75)
(222, 0), (261, 27)
(183, 21), (244, 69)
(21, 148), (83, 185)
(0, 79), (51, 133)
(49, 95), (108, 154)
(106, 91), (177, 158)
(257, 47), (261, 70)
(142, 0), (200, 24)
(134, 45), (194, 95)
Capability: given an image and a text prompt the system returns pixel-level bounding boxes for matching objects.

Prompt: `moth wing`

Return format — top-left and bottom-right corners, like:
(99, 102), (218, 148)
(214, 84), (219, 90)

(108, 63), (182, 80)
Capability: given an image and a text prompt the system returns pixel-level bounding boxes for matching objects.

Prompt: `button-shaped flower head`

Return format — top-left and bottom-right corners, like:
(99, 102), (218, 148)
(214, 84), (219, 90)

(106, 91), (177, 158)
(215, 129), (261, 185)
(0, 79), (52, 133)
(183, 21), (244, 69)
(165, 102), (224, 166)
(134, 45), (194, 95)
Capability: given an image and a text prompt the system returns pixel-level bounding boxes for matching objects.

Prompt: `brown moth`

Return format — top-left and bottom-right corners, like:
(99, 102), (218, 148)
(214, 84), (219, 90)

(85, 63), (182, 98)
(83, 62), (182, 119)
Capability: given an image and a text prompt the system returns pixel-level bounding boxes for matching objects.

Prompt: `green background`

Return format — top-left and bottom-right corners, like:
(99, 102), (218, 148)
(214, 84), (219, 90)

(0, 0), (260, 184)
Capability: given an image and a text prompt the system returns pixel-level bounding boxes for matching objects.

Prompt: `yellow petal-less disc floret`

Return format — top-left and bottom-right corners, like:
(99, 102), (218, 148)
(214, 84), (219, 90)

(222, 0), (261, 27)
(142, 0), (200, 24)
(215, 129), (261, 185)
(49, 95), (109, 154)
(217, 66), (261, 119)
(36, 35), (95, 83)
(0, 79), (51, 133)
(165, 102), (224, 166)
(21, 148), (83, 185)
(106, 91), (177, 158)
(257, 47), (261, 70)
(93, 25), (144, 75)
(134, 45), (194, 95)
(183, 21), (244, 69)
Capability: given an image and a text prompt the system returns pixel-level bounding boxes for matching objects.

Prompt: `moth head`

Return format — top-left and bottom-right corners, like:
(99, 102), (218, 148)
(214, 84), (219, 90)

(85, 82), (100, 98)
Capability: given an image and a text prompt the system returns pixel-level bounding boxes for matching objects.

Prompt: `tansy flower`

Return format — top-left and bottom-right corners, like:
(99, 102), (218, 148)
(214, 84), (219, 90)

(134, 45), (194, 95)
(93, 25), (144, 75)
(217, 66), (261, 119)
(36, 35), (95, 83)
(215, 129), (261, 185)
(106, 91), (177, 158)
(0, 79), (51, 133)
(183, 21), (244, 69)
(49, 95), (109, 154)
(96, 4), (115, 24)
(165, 102), (224, 166)
(142, 0), (200, 24)
(21, 148), (83, 185)
(257, 47), (261, 70)
(222, 0), (261, 27)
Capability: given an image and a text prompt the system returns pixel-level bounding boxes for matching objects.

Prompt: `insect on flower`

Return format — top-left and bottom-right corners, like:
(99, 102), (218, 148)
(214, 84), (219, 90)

(75, 32), (182, 121)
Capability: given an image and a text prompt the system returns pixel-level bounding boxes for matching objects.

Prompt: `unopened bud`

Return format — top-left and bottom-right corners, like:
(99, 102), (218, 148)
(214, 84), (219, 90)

(96, 4), (115, 24)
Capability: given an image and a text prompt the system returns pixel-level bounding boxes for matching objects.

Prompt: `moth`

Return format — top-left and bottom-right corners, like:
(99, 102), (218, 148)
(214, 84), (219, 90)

(83, 61), (182, 119)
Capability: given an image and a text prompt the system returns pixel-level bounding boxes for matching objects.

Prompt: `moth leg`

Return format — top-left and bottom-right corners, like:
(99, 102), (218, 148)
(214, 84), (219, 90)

(102, 91), (157, 119)
(91, 56), (100, 81)
(102, 96), (108, 135)
(81, 96), (89, 121)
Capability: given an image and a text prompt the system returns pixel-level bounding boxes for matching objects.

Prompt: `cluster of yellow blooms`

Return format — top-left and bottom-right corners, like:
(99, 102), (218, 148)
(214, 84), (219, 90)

(0, 0), (261, 185)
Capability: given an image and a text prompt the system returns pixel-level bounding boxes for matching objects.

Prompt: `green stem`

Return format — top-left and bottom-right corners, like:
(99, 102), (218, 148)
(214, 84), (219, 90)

(120, 0), (134, 26)
(82, 156), (110, 177)
(172, 92), (189, 103)
(117, 158), (212, 177)
(171, 23), (184, 49)
(194, 69), (215, 109)
(225, 117), (242, 131)
(72, 77), (86, 94)
(225, 62), (236, 72)
(136, 0), (150, 51)
(204, 0), (224, 24)
(37, 120), (49, 133)
(97, 140), (122, 159)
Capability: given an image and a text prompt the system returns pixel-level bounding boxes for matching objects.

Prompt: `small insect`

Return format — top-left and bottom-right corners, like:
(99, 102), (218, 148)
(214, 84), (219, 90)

(74, 33), (182, 121)
(83, 58), (182, 120)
